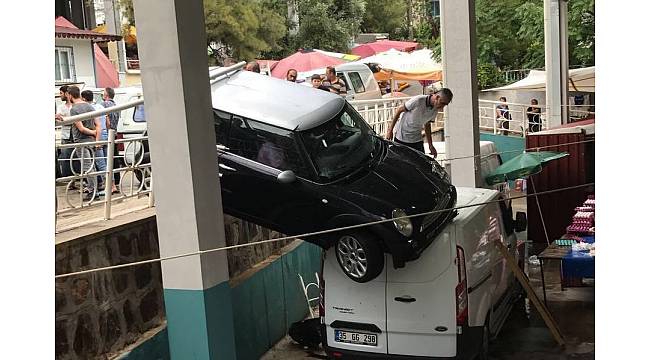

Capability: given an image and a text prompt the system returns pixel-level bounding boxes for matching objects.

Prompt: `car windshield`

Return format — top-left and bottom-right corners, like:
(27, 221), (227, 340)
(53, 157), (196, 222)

(299, 104), (379, 180)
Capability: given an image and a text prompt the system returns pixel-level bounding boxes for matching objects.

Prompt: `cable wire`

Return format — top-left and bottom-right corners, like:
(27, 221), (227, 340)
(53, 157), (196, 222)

(55, 182), (594, 279)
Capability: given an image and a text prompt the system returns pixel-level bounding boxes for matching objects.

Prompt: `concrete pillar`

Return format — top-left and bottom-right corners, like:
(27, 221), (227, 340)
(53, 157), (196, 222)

(544, 0), (569, 127)
(440, 0), (481, 187)
(132, 0), (236, 359)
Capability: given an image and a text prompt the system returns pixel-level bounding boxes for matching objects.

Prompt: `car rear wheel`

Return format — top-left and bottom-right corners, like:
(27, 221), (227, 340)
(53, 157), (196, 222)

(334, 231), (383, 283)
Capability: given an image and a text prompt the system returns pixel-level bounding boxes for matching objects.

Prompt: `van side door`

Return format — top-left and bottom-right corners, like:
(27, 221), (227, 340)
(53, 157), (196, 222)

(385, 229), (458, 357)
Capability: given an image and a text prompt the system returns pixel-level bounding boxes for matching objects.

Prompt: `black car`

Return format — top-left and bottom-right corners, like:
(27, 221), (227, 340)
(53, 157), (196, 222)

(211, 71), (457, 282)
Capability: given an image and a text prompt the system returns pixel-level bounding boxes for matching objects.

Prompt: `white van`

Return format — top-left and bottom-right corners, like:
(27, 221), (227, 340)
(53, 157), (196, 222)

(321, 187), (524, 360)
(299, 62), (382, 101)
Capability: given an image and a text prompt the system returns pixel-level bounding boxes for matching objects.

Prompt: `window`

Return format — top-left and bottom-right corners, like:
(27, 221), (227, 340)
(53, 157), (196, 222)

(348, 72), (366, 94)
(133, 104), (146, 122)
(55, 47), (76, 82)
(432, 0), (441, 17)
(214, 110), (231, 146)
(227, 117), (310, 177)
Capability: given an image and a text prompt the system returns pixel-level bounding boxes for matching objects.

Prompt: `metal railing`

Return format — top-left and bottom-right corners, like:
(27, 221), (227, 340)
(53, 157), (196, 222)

(351, 96), (594, 138)
(55, 99), (153, 220)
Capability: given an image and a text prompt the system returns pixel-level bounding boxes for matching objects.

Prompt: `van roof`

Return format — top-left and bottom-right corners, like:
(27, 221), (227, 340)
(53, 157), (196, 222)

(211, 70), (345, 131)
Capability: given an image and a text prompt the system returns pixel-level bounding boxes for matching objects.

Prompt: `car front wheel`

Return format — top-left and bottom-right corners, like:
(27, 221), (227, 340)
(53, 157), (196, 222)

(334, 231), (384, 283)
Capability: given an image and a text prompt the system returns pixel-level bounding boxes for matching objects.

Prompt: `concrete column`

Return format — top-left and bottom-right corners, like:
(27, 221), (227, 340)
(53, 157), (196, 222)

(440, 0), (481, 187)
(132, 0), (236, 359)
(544, 0), (569, 127)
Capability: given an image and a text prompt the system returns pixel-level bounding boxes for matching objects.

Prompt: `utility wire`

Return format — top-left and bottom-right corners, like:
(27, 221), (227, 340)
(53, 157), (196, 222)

(441, 139), (595, 162)
(55, 182), (594, 279)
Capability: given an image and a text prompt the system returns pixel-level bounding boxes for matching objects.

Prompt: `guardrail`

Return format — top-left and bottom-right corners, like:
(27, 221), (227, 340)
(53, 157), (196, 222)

(55, 99), (152, 221)
(351, 96), (594, 138)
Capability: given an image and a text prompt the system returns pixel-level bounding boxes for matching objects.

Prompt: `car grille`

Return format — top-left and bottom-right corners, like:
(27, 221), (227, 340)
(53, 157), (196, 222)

(421, 193), (453, 231)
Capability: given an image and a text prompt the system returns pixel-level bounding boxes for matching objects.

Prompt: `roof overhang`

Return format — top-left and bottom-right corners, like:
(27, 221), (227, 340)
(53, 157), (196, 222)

(55, 26), (122, 42)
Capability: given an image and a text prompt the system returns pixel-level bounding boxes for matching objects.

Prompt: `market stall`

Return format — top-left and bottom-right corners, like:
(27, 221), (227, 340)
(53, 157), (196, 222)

(538, 195), (595, 304)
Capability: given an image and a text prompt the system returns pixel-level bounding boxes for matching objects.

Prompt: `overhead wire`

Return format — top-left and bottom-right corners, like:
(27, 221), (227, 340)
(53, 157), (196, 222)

(55, 182), (594, 280)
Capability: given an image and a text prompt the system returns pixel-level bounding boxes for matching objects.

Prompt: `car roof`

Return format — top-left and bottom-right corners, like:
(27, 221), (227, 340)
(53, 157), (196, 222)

(211, 70), (345, 131)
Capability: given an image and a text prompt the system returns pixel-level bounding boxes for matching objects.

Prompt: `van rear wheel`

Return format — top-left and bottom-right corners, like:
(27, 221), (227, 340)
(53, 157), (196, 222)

(334, 231), (383, 283)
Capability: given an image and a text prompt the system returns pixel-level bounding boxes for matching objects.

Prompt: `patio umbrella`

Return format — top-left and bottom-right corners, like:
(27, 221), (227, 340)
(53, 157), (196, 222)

(271, 49), (346, 79)
(485, 151), (569, 185)
(351, 40), (419, 58)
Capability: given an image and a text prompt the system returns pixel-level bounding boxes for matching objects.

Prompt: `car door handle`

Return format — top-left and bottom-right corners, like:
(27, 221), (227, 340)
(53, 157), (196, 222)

(394, 296), (416, 303)
(219, 163), (236, 172)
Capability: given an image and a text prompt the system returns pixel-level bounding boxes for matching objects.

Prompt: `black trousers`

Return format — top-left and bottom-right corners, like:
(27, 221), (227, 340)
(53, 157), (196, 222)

(394, 138), (425, 153)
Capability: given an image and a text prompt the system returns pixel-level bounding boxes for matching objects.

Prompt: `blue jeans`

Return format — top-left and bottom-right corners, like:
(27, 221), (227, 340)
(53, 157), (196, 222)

(95, 145), (108, 189)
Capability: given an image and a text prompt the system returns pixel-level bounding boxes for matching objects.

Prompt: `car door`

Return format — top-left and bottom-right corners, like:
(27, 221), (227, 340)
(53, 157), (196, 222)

(218, 115), (330, 236)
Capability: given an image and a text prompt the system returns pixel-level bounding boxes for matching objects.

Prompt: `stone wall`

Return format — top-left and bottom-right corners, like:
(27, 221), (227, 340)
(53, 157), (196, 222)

(55, 214), (292, 359)
(223, 214), (291, 278)
(55, 218), (164, 360)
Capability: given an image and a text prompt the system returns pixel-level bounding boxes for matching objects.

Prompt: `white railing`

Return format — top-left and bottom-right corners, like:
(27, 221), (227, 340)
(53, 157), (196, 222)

(350, 96), (445, 136)
(352, 96), (594, 138)
(55, 99), (153, 220)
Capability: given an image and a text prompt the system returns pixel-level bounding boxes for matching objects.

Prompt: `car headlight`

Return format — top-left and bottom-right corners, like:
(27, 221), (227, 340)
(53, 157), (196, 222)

(392, 209), (413, 237)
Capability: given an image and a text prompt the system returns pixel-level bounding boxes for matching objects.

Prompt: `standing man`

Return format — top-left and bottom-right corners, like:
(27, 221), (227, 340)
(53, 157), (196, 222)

(526, 98), (542, 133)
(55, 85), (74, 178)
(495, 96), (511, 135)
(82, 90), (109, 196)
(102, 87), (120, 193)
(286, 69), (298, 82)
(385, 88), (453, 158)
(321, 66), (347, 97)
(68, 86), (98, 200)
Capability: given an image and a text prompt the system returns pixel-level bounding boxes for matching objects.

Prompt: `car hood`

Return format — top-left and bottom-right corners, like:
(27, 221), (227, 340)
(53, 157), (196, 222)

(338, 142), (456, 221)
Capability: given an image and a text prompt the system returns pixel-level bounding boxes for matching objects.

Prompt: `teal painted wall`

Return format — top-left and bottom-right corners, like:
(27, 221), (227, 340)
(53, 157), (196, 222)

(117, 328), (170, 360)
(118, 241), (322, 360)
(480, 132), (525, 163)
(231, 241), (322, 360)
(163, 282), (236, 359)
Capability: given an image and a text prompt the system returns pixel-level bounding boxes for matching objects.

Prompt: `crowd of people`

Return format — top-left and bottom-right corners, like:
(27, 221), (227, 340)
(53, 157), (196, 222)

(245, 61), (349, 97)
(55, 85), (120, 200)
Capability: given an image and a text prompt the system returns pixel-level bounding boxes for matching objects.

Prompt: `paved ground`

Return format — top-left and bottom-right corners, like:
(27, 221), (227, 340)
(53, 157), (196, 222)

(262, 192), (595, 359)
(55, 181), (153, 236)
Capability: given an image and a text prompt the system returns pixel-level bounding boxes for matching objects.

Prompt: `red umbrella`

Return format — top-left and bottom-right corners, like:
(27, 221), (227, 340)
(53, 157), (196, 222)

(351, 40), (419, 59)
(271, 49), (345, 79)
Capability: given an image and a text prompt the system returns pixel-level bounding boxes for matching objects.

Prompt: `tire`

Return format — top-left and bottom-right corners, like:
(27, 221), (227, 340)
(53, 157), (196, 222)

(334, 231), (384, 283)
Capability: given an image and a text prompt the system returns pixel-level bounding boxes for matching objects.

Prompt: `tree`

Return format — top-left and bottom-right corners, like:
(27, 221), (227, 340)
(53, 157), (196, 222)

(292, 0), (366, 53)
(474, 0), (595, 88)
(362, 0), (407, 39)
(203, 0), (286, 63)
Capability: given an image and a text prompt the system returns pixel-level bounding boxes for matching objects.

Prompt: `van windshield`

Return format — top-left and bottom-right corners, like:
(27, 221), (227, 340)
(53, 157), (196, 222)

(299, 104), (379, 180)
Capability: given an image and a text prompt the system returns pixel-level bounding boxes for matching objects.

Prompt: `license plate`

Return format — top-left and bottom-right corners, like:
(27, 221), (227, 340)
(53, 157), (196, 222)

(334, 330), (378, 346)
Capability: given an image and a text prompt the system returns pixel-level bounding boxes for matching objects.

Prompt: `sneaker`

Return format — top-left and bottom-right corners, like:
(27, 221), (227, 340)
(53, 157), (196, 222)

(97, 190), (106, 197)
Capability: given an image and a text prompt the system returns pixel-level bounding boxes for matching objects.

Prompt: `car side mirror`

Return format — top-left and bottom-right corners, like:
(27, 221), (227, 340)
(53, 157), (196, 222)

(514, 211), (527, 232)
(277, 170), (296, 184)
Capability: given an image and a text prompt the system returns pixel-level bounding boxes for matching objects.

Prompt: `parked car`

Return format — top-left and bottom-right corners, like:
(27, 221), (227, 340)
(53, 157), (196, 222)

(211, 70), (457, 282)
(299, 62), (383, 101)
(321, 187), (527, 359)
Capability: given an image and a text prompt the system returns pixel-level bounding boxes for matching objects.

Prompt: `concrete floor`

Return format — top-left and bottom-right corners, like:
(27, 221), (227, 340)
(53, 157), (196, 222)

(262, 191), (595, 359)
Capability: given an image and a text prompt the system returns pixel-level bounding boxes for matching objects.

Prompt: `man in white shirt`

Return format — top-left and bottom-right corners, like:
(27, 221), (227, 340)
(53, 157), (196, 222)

(55, 85), (74, 177)
(385, 88), (453, 158)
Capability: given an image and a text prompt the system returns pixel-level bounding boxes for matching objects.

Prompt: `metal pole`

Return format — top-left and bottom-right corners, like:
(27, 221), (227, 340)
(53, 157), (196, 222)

(493, 104), (498, 134)
(104, 130), (115, 220)
(148, 173), (154, 207)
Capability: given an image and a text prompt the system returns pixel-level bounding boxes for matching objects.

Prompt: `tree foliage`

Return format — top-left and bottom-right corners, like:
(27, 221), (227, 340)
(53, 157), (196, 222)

(292, 0), (366, 53)
(361, 0), (407, 39)
(475, 0), (595, 88)
(203, 0), (286, 63)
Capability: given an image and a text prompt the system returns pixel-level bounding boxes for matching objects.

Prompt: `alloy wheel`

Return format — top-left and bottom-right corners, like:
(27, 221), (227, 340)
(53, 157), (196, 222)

(336, 235), (368, 279)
